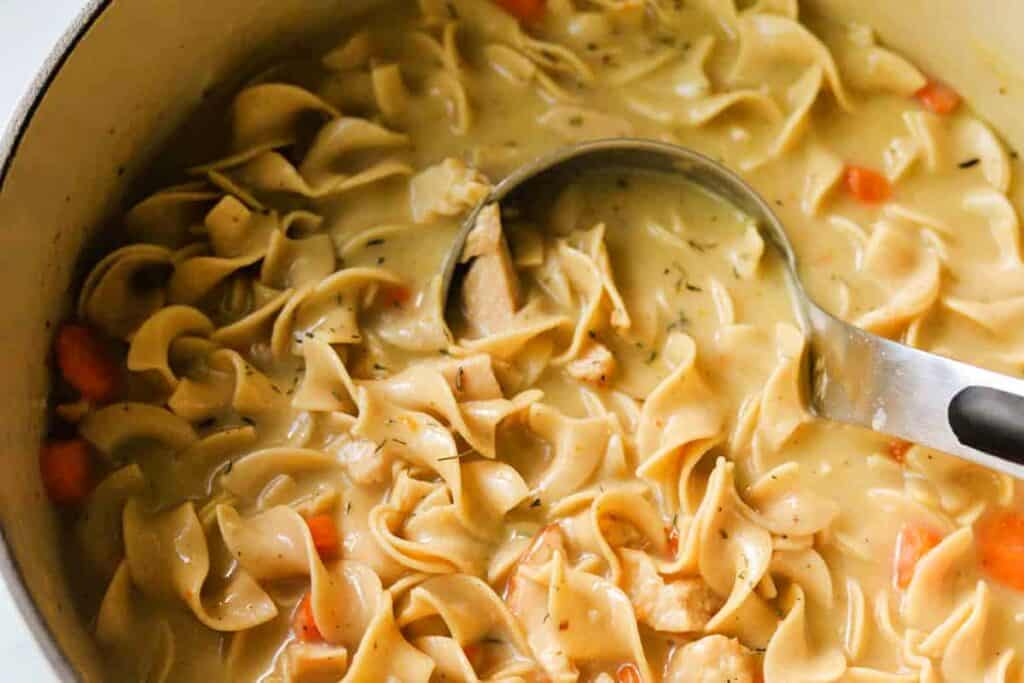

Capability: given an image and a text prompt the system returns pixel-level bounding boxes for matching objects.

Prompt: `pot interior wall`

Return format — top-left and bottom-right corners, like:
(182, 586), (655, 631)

(0, 1), (370, 678)
(0, 0), (1020, 679)
(808, 0), (1024, 152)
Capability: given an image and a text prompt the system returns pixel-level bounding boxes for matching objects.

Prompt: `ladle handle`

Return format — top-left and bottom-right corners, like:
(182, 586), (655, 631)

(948, 387), (1024, 466)
(806, 304), (1024, 479)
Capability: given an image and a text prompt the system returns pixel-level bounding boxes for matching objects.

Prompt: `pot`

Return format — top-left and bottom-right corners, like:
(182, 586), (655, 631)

(0, 1), (1021, 679)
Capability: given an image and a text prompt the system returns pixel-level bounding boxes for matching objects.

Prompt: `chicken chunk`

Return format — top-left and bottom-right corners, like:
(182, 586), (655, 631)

(620, 548), (721, 634)
(284, 642), (349, 683)
(663, 635), (759, 683)
(460, 203), (522, 336)
(334, 437), (390, 485)
(566, 341), (616, 386)
(409, 157), (491, 223)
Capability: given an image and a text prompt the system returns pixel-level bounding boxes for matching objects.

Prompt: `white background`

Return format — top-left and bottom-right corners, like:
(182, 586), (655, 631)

(0, 1), (89, 679)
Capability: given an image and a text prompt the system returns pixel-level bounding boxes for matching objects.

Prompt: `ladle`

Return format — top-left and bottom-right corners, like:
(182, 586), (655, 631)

(442, 139), (1024, 479)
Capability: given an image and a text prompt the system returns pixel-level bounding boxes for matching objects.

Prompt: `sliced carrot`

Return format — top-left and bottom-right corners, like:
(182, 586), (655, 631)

(55, 323), (117, 403)
(463, 643), (483, 670)
(39, 439), (94, 505)
(914, 81), (961, 115)
(976, 509), (1024, 591)
(380, 284), (412, 309)
(893, 523), (943, 589)
(306, 514), (339, 560)
(292, 593), (323, 642)
(666, 524), (679, 557)
(494, 0), (545, 23)
(617, 663), (642, 683)
(844, 165), (891, 204)
(886, 439), (911, 463)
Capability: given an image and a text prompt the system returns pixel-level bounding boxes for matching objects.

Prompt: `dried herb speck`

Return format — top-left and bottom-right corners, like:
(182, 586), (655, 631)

(686, 239), (718, 252)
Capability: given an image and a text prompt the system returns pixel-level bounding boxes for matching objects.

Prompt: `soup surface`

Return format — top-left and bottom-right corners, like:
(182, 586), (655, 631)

(44, 0), (1024, 681)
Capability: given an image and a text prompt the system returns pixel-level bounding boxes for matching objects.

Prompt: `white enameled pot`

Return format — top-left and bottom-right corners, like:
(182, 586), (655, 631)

(0, 1), (1020, 679)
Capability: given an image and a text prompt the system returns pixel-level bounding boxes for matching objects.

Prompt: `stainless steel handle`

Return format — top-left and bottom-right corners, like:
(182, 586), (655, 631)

(807, 303), (1024, 479)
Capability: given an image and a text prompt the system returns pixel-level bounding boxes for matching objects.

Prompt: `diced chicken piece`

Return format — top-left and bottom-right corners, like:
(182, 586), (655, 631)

(410, 157), (491, 223)
(334, 438), (390, 485)
(460, 203), (522, 336)
(284, 641), (348, 683)
(621, 549), (721, 634)
(663, 635), (759, 683)
(566, 341), (616, 386)
(462, 202), (507, 259)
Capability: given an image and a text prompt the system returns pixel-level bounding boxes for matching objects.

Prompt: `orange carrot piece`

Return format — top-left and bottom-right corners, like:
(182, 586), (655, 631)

(55, 323), (117, 403)
(494, 0), (545, 23)
(844, 165), (891, 204)
(617, 663), (642, 683)
(915, 81), (961, 115)
(666, 524), (679, 557)
(886, 439), (912, 463)
(39, 439), (93, 505)
(893, 523), (943, 588)
(306, 514), (340, 560)
(976, 509), (1024, 591)
(380, 284), (412, 309)
(293, 593), (323, 642)
(463, 643), (483, 670)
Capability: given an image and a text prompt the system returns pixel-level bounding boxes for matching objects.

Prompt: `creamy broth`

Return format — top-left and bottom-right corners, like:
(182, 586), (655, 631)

(45, 0), (1024, 681)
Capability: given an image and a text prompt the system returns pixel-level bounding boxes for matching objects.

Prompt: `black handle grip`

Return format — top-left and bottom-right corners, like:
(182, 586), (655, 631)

(948, 386), (1024, 465)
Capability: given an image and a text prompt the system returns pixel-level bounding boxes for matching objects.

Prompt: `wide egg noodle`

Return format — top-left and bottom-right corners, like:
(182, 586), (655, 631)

(395, 573), (535, 678)
(78, 244), (175, 339)
(635, 332), (723, 516)
(126, 305), (214, 390)
(340, 591), (435, 682)
(122, 498), (278, 631)
(527, 551), (654, 681)
(763, 584), (847, 683)
(79, 402), (198, 459)
(853, 221), (941, 338)
(694, 458), (778, 647)
(217, 505), (382, 648)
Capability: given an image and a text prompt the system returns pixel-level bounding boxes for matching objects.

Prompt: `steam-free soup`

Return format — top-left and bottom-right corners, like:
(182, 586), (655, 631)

(43, 0), (1024, 681)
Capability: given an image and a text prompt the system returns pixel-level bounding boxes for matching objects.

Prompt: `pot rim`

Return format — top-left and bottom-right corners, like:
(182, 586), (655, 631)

(0, 2), (110, 679)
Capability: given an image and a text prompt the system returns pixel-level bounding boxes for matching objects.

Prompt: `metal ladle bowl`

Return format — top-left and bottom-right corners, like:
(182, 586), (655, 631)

(443, 139), (1024, 479)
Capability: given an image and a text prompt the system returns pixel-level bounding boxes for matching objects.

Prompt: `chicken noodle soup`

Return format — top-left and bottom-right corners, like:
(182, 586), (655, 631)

(45, 0), (1024, 681)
